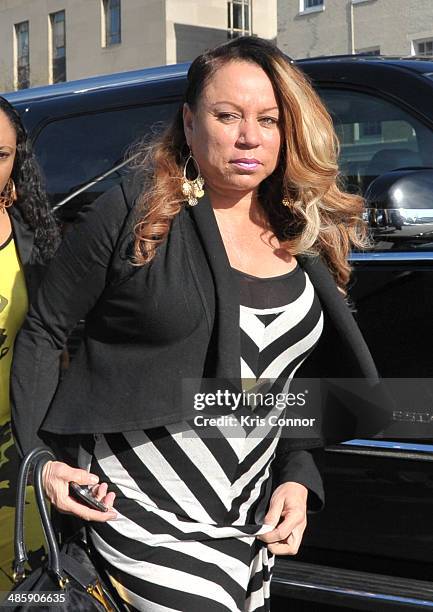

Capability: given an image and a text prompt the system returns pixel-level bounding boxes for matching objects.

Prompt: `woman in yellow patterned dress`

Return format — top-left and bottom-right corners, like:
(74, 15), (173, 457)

(0, 96), (59, 592)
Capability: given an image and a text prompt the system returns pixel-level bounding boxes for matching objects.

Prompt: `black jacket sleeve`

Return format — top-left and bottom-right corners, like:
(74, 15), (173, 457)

(272, 449), (325, 513)
(11, 184), (130, 457)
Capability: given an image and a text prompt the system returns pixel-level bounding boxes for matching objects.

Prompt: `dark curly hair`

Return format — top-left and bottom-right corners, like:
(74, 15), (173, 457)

(0, 96), (60, 263)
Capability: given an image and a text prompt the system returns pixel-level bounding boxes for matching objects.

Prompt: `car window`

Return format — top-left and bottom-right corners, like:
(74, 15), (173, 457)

(319, 88), (433, 194)
(320, 88), (433, 388)
(33, 101), (180, 218)
(349, 265), (432, 376)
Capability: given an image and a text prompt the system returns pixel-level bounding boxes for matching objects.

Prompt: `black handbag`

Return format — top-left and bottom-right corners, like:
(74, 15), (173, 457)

(6, 447), (125, 611)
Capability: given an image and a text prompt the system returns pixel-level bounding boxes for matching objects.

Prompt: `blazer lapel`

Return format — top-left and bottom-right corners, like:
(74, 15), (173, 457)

(9, 206), (34, 268)
(187, 194), (241, 381)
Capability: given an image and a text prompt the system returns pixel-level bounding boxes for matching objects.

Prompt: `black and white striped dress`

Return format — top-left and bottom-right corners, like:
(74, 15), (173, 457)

(79, 263), (323, 611)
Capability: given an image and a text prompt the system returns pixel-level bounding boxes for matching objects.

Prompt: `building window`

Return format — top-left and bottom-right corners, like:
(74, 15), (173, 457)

(299, 0), (324, 13)
(103, 0), (121, 46)
(50, 11), (66, 83)
(227, 0), (251, 39)
(415, 39), (433, 56)
(15, 21), (29, 90)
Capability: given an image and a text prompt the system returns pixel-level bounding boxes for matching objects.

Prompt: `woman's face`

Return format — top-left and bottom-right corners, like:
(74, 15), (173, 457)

(0, 109), (16, 195)
(183, 60), (282, 198)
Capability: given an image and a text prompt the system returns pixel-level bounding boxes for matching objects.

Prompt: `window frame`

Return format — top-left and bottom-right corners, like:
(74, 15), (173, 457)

(49, 10), (66, 84)
(227, 0), (252, 39)
(317, 83), (433, 197)
(31, 99), (182, 213)
(299, 0), (325, 15)
(413, 38), (433, 57)
(14, 20), (30, 90)
(102, 0), (121, 47)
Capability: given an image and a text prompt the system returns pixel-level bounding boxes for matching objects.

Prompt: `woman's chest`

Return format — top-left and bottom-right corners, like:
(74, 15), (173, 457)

(0, 237), (28, 329)
(218, 224), (296, 278)
(0, 213), (12, 247)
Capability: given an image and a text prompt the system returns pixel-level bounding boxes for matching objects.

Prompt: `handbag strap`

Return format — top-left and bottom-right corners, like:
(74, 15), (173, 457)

(33, 452), (67, 585)
(13, 447), (56, 582)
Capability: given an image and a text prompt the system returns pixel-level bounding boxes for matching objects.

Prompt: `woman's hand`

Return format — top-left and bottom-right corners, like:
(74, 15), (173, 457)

(42, 460), (118, 522)
(257, 481), (308, 555)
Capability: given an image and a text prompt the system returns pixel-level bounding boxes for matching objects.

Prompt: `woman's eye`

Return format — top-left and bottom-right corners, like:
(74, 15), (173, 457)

(259, 117), (279, 126)
(218, 113), (239, 122)
(0, 151), (10, 159)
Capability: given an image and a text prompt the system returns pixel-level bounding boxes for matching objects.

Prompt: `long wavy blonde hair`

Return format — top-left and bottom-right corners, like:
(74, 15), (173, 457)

(132, 37), (368, 289)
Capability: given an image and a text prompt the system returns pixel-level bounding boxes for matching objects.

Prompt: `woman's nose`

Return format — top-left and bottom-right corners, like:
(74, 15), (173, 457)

(236, 118), (261, 147)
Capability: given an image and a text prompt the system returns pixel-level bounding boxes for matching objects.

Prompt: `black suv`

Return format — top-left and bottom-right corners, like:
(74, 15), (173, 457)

(5, 55), (433, 611)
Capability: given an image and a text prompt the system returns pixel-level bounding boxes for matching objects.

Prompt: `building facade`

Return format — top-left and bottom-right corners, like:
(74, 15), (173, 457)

(278, 0), (433, 59)
(0, 0), (277, 92)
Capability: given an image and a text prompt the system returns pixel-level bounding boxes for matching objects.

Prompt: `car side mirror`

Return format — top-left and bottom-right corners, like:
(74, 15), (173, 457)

(364, 168), (433, 243)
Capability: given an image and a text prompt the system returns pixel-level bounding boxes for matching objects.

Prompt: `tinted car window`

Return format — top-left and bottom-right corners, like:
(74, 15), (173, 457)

(33, 101), (180, 218)
(317, 89), (433, 410)
(348, 265), (433, 378)
(319, 89), (433, 194)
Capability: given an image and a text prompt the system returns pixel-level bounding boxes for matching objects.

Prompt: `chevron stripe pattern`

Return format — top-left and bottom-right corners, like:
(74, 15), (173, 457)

(80, 265), (323, 611)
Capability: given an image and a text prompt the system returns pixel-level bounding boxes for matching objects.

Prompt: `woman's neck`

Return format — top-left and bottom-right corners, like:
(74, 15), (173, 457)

(206, 185), (266, 225)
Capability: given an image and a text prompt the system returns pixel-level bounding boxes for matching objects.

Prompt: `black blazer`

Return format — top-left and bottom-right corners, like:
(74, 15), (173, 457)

(10, 174), (386, 507)
(9, 205), (45, 304)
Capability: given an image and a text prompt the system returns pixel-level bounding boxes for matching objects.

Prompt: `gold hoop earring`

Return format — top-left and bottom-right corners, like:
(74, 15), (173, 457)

(182, 149), (205, 207)
(0, 178), (17, 214)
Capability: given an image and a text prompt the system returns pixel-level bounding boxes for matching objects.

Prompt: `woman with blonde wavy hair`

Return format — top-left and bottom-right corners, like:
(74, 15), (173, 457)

(12, 37), (380, 611)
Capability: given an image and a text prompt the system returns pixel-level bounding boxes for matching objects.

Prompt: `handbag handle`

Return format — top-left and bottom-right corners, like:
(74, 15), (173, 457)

(13, 447), (57, 583)
(33, 451), (67, 586)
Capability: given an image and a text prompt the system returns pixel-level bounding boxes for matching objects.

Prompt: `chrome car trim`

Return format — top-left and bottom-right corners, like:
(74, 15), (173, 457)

(350, 251), (433, 261)
(272, 577), (433, 607)
(326, 439), (433, 460)
(52, 154), (139, 211)
(342, 439), (433, 451)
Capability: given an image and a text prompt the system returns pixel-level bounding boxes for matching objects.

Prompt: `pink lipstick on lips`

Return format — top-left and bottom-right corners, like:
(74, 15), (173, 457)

(231, 158), (262, 170)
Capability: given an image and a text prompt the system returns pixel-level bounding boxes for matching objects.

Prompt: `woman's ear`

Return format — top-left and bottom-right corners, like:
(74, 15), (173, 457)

(183, 103), (193, 146)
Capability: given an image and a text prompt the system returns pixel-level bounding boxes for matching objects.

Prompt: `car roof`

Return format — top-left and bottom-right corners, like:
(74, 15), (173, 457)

(5, 54), (433, 106)
(297, 54), (433, 74)
(3, 62), (191, 104)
